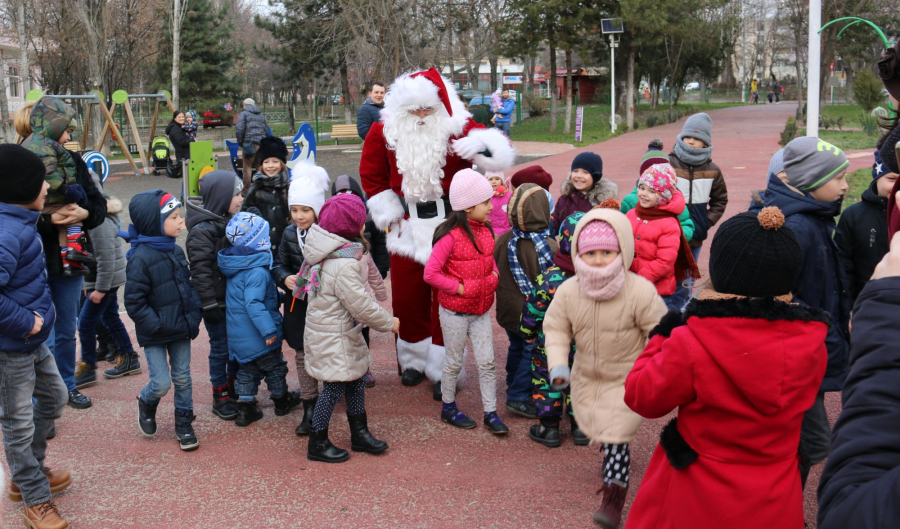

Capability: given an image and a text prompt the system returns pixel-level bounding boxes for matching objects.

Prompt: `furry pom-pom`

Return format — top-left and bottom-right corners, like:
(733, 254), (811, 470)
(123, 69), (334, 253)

(660, 418), (698, 470)
(758, 206), (785, 230)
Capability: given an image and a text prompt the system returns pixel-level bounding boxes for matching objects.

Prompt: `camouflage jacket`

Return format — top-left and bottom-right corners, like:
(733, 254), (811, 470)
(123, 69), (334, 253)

(20, 97), (77, 205)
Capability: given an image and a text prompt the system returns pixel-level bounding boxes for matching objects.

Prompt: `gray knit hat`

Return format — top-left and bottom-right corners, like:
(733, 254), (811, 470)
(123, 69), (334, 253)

(678, 113), (713, 147)
(783, 137), (850, 192)
(768, 149), (785, 177)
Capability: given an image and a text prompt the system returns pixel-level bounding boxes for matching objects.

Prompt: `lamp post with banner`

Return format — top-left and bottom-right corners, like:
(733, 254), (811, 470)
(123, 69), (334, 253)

(601, 18), (624, 134)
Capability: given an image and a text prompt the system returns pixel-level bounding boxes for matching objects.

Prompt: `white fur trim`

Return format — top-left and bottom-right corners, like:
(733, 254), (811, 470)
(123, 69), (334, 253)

(467, 128), (515, 172)
(397, 336), (431, 373)
(382, 71), (470, 135)
(425, 343), (446, 383)
(385, 216), (445, 266)
(367, 189), (406, 231)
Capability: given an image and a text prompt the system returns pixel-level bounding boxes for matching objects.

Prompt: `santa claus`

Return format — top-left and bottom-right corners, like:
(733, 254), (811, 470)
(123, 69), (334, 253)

(360, 68), (515, 395)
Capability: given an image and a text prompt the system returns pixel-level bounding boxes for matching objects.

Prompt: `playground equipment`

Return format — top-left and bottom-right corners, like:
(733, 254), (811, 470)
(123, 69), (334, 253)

(96, 90), (175, 175)
(185, 141), (216, 199)
(287, 123), (317, 168)
(82, 151), (111, 183)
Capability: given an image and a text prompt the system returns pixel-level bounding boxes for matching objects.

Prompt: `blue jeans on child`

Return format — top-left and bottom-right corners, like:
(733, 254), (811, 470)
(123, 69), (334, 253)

(203, 317), (238, 388)
(0, 344), (68, 506)
(139, 339), (193, 410)
(46, 275), (83, 392)
(505, 329), (532, 403)
(233, 348), (289, 399)
(78, 287), (135, 365)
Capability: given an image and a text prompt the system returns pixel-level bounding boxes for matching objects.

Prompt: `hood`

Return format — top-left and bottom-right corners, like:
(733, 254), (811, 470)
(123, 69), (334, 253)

(128, 189), (174, 237)
(363, 98), (384, 108)
(508, 183), (551, 232)
(243, 105), (261, 114)
(31, 97), (77, 142)
(862, 180), (888, 209)
(106, 197), (123, 215)
(762, 173), (841, 218)
(165, 122), (180, 135)
(199, 170), (241, 217)
(561, 176), (618, 205)
(302, 224), (349, 266)
(570, 207), (635, 270)
(185, 196), (226, 230)
(217, 246), (272, 277)
(331, 174), (366, 202)
(656, 188), (686, 215)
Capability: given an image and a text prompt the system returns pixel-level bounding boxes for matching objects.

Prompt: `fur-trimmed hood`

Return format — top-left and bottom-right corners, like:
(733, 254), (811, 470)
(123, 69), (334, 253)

(560, 176), (618, 206)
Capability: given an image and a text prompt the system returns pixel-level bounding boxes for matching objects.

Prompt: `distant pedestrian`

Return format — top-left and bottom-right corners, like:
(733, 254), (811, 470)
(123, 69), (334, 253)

(493, 89), (515, 137)
(356, 82), (385, 140)
(235, 98), (270, 193)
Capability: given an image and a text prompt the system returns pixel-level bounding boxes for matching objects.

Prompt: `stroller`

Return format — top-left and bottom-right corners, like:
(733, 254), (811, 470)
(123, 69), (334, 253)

(150, 136), (171, 175)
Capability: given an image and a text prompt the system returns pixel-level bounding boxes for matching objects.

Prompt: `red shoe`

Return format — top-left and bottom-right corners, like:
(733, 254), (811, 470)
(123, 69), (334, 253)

(63, 233), (96, 266)
(593, 481), (627, 528)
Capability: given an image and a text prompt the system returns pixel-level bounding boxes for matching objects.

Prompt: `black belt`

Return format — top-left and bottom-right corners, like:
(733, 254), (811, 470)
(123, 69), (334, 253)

(403, 196), (451, 220)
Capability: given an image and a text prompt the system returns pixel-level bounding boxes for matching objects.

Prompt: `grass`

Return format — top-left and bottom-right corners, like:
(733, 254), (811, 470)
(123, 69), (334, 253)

(819, 104), (866, 123)
(843, 167), (871, 212)
(820, 129), (880, 151)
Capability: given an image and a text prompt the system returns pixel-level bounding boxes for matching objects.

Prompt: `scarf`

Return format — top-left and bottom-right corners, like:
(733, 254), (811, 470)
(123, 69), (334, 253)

(574, 254), (625, 301)
(673, 138), (713, 166)
(634, 205), (701, 282)
(507, 226), (554, 296)
(118, 224), (176, 260)
(553, 252), (575, 275)
(294, 242), (364, 301)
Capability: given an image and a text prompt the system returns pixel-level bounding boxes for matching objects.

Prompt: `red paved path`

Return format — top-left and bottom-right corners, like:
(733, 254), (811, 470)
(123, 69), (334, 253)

(3, 102), (855, 527)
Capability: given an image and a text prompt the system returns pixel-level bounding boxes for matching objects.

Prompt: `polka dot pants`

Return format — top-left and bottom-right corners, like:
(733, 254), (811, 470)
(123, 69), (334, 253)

(602, 443), (630, 486)
(311, 378), (366, 432)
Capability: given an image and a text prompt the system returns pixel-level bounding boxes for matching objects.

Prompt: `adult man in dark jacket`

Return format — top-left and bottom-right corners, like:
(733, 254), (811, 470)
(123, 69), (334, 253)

(235, 98), (270, 193)
(356, 82), (385, 140)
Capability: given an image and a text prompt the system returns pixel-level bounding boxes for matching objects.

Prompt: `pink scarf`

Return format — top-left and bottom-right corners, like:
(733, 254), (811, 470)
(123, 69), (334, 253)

(573, 254), (625, 301)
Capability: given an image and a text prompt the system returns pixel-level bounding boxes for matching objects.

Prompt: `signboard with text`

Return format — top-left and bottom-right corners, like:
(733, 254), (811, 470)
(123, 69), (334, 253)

(502, 75), (523, 85)
(575, 107), (584, 142)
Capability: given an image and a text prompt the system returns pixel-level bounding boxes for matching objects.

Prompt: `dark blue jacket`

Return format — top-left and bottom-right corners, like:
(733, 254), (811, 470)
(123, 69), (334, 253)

(761, 174), (851, 391)
(235, 105), (269, 145)
(834, 180), (889, 303)
(356, 98), (384, 140)
(218, 246), (282, 363)
(493, 98), (515, 124)
(817, 277), (900, 529)
(0, 203), (56, 352)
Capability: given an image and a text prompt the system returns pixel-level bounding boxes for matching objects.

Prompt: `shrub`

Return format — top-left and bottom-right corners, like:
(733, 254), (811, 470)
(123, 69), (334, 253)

(853, 69), (886, 113)
(523, 92), (547, 117)
(859, 113), (880, 136)
(645, 115), (661, 128)
(779, 117), (799, 147)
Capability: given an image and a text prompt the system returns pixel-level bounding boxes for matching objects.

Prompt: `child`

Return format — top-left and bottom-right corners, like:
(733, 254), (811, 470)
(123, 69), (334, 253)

(242, 135), (290, 252)
(494, 183), (559, 418)
(183, 110), (198, 140)
(520, 211), (586, 447)
(835, 150), (895, 303)
(424, 169), (507, 434)
(490, 89), (503, 125)
(543, 208), (667, 528)
(124, 189), (203, 451)
(185, 170), (245, 421)
(273, 161), (331, 435)
(219, 212), (300, 427)
(626, 163), (700, 308)
(550, 152), (618, 233)
(486, 170), (512, 236)
(761, 136), (852, 489)
(21, 96), (95, 276)
(0, 145), (71, 528)
(300, 193), (399, 463)
(511, 165), (554, 210)
(75, 175), (139, 389)
(624, 207), (829, 529)
(669, 113), (728, 264)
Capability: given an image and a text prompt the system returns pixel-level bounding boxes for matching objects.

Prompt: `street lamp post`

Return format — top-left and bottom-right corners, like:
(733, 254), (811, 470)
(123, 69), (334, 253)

(601, 18), (624, 135)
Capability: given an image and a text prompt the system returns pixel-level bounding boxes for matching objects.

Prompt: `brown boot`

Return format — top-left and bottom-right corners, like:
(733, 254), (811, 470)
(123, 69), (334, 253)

(593, 481), (627, 528)
(9, 469), (71, 502)
(24, 500), (68, 529)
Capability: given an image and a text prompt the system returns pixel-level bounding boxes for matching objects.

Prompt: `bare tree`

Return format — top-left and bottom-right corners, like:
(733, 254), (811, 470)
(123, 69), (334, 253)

(171, 0), (189, 109)
(74, 0), (110, 153)
(13, 0), (27, 92)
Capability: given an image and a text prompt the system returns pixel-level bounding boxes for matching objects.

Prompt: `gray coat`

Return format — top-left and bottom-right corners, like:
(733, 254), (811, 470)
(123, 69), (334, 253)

(235, 105), (269, 145)
(85, 198), (127, 293)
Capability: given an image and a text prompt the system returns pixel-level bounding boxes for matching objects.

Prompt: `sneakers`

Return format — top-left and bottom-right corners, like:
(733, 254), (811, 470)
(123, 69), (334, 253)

(24, 500), (68, 529)
(441, 406), (476, 429)
(348, 412), (388, 454)
(483, 412), (509, 435)
(593, 481), (628, 528)
(529, 423), (562, 448)
(211, 384), (238, 420)
(400, 368), (425, 387)
(272, 390), (301, 417)
(62, 233), (95, 278)
(137, 396), (159, 437)
(307, 428), (350, 463)
(73, 362), (97, 389)
(9, 468), (71, 502)
(174, 408), (199, 451)
(363, 369), (376, 388)
(295, 397), (317, 436)
(67, 390), (91, 409)
(505, 400), (538, 419)
(234, 399), (263, 427)
(103, 353), (141, 379)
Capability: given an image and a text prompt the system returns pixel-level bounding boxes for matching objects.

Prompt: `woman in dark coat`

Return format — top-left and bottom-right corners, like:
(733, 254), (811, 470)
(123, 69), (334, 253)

(166, 110), (193, 161)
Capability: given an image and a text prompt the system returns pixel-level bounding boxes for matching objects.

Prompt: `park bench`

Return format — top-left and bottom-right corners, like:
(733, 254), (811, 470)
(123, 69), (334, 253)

(331, 124), (358, 144)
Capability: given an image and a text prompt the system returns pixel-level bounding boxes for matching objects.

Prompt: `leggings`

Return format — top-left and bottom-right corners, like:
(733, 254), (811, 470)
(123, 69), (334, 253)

(293, 349), (320, 400)
(311, 378), (366, 432)
(602, 443), (631, 486)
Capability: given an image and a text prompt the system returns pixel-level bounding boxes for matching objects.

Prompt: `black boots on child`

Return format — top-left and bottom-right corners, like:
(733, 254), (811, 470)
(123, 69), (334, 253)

(307, 429), (350, 463)
(234, 399), (263, 427)
(529, 416), (589, 448)
(295, 398), (317, 436)
(212, 384), (238, 420)
(307, 413), (388, 463)
(272, 390), (302, 416)
(174, 409), (199, 451)
(137, 397), (159, 437)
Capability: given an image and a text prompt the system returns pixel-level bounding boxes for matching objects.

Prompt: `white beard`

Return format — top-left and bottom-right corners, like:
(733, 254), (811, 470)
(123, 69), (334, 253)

(383, 113), (456, 203)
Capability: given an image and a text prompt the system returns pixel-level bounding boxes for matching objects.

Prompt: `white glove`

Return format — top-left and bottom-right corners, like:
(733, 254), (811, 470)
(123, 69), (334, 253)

(549, 365), (571, 390)
(451, 135), (488, 160)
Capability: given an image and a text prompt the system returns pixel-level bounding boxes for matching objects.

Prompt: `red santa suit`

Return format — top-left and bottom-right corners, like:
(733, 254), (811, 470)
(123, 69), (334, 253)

(360, 68), (514, 383)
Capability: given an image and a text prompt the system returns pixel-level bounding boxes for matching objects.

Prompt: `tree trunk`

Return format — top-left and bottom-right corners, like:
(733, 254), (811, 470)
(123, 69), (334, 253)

(563, 49), (572, 135)
(15, 0), (28, 94)
(340, 60), (353, 124)
(172, 0), (187, 110)
(0, 56), (11, 142)
(626, 46), (635, 130)
(548, 24), (558, 132)
(75, 0), (109, 155)
(489, 55), (499, 92)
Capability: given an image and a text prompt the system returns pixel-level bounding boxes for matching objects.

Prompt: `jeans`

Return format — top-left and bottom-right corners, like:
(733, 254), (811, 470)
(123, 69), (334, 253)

(495, 121), (511, 138)
(47, 274), (84, 392)
(505, 329), (532, 402)
(234, 348), (289, 399)
(679, 245), (704, 300)
(203, 317), (238, 388)
(0, 344), (68, 506)
(661, 295), (684, 310)
(140, 339), (193, 410)
(799, 392), (831, 489)
(78, 287), (135, 365)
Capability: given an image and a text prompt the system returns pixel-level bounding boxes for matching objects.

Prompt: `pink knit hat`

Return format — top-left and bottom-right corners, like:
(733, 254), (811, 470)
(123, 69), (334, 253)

(578, 220), (620, 255)
(318, 193), (367, 239)
(448, 169), (494, 211)
(638, 163), (678, 206)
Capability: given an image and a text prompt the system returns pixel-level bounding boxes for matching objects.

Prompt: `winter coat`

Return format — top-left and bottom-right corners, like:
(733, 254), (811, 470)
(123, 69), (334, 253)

(331, 174), (390, 278)
(424, 222), (498, 316)
(626, 191), (687, 296)
(272, 223), (309, 350)
(544, 207), (667, 444)
(834, 180), (889, 303)
(669, 152), (727, 247)
(761, 173), (851, 392)
(494, 184), (559, 333)
(84, 198), (126, 293)
(489, 187), (512, 236)
(356, 98), (384, 140)
(0, 203), (56, 352)
(20, 96), (77, 205)
(242, 171), (290, 251)
(550, 176), (618, 234)
(623, 292), (829, 529)
(493, 98), (515, 124)
(818, 277), (900, 529)
(235, 105), (269, 146)
(218, 246), (283, 363)
(185, 197), (231, 310)
(302, 224), (394, 381)
(165, 121), (193, 161)
(620, 186), (695, 241)
(359, 252), (388, 303)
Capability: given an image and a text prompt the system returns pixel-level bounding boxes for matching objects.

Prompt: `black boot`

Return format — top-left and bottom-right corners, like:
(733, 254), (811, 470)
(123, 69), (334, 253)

(529, 420), (561, 448)
(174, 408), (199, 451)
(295, 398), (317, 436)
(234, 399), (263, 427)
(401, 369), (425, 386)
(571, 416), (589, 446)
(432, 381), (442, 402)
(137, 396), (159, 437)
(272, 390), (301, 416)
(307, 428), (349, 463)
(348, 412), (388, 454)
(212, 384), (238, 420)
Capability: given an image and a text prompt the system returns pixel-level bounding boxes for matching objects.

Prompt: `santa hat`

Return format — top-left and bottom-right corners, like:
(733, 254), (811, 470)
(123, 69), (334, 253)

(289, 161), (331, 216)
(383, 69), (468, 122)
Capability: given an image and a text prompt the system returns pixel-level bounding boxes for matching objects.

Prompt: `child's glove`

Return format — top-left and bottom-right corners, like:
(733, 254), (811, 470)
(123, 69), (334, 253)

(62, 184), (88, 206)
(203, 306), (226, 325)
(549, 365), (570, 390)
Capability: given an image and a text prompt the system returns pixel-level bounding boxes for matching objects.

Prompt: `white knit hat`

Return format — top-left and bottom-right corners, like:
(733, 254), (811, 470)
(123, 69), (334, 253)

(289, 161), (331, 216)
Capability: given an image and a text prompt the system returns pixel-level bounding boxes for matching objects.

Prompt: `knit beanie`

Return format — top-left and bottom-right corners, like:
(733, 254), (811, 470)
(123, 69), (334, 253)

(199, 170), (242, 217)
(784, 137), (850, 192)
(873, 150), (893, 180)
(159, 193), (182, 232)
(678, 113), (713, 147)
(879, 123), (900, 174)
(0, 144), (47, 204)
(318, 193), (367, 239)
(289, 161), (331, 216)
(571, 152), (603, 184)
(510, 165), (552, 191)
(709, 206), (802, 297)
(768, 148), (785, 177)
(638, 163), (678, 206)
(256, 136), (288, 164)
(226, 211), (271, 252)
(485, 170), (505, 181)
(450, 169), (494, 211)
(577, 220), (620, 255)
(639, 149), (669, 176)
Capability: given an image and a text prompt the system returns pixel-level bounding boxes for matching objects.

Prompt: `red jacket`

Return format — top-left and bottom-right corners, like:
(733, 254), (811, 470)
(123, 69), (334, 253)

(626, 191), (686, 296)
(424, 222), (498, 315)
(623, 295), (829, 529)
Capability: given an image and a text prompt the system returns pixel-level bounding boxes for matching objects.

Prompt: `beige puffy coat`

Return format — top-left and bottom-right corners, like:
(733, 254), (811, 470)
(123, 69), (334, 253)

(302, 225), (394, 382)
(544, 208), (667, 444)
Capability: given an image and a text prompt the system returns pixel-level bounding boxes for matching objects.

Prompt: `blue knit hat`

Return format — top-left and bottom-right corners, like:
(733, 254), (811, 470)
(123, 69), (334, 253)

(571, 152), (603, 184)
(873, 150), (892, 180)
(226, 212), (271, 252)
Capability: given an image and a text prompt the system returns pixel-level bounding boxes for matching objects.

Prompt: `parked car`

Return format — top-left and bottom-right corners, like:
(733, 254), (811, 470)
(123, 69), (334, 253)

(684, 82), (700, 92)
(458, 90), (485, 103)
(467, 96), (494, 127)
(202, 109), (226, 128)
(331, 94), (344, 104)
